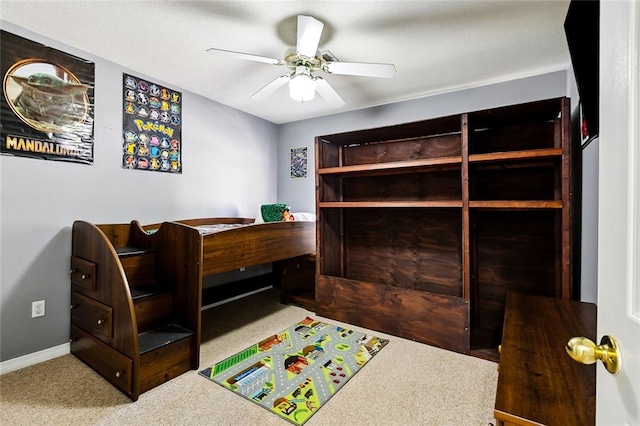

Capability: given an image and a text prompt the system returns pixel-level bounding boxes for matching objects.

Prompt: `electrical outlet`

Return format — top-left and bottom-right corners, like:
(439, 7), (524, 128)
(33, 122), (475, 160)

(32, 300), (45, 318)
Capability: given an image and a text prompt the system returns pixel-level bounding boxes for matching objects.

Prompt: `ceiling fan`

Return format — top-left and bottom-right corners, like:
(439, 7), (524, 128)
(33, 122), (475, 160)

(206, 15), (397, 107)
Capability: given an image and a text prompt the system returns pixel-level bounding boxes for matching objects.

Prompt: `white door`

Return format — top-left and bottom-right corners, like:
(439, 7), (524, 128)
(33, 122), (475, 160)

(597, 1), (640, 424)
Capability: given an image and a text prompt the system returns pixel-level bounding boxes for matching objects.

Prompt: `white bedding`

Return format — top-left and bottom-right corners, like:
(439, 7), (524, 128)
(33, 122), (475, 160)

(194, 223), (248, 235)
(195, 213), (316, 235)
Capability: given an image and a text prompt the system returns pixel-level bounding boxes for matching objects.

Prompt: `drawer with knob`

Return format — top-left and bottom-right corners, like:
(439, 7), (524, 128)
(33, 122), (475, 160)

(70, 324), (132, 395)
(71, 291), (113, 339)
(70, 256), (96, 292)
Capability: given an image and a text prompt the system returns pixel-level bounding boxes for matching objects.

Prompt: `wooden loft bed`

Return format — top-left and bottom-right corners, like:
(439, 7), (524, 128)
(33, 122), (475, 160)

(70, 217), (315, 400)
(169, 217), (315, 276)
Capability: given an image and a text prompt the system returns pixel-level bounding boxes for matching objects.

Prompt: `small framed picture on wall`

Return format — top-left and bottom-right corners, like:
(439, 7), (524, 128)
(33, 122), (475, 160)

(290, 146), (308, 179)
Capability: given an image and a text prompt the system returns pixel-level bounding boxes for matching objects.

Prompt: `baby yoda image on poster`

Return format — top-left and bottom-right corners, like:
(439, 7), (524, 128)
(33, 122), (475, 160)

(7, 70), (89, 129)
(1, 30), (95, 164)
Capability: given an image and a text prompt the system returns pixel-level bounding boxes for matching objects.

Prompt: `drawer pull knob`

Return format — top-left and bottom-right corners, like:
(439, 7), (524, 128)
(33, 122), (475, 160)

(81, 274), (90, 280)
(115, 371), (121, 378)
(97, 319), (105, 325)
(566, 335), (622, 374)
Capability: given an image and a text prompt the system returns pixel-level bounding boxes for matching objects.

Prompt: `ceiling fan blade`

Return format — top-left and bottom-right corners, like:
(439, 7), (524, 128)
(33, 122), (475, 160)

(296, 15), (324, 57)
(207, 47), (282, 65)
(315, 77), (345, 107)
(324, 61), (397, 78)
(251, 75), (290, 100)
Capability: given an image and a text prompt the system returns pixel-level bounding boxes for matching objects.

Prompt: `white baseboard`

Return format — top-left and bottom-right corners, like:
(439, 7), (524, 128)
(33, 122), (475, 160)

(0, 343), (70, 375)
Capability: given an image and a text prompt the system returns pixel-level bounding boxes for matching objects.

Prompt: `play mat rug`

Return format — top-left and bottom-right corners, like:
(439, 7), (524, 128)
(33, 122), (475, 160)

(199, 317), (389, 425)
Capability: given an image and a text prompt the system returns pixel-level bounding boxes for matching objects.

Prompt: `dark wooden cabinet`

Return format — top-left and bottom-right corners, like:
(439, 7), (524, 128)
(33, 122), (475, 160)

(494, 293), (596, 426)
(315, 97), (574, 359)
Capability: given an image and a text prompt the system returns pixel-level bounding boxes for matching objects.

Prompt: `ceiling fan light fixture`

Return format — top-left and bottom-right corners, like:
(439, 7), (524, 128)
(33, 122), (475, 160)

(207, 14), (395, 107)
(289, 66), (316, 103)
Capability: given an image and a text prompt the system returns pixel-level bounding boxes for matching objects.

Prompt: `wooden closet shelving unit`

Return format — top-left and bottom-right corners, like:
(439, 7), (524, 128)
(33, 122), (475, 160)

(314, 97), (573, 360)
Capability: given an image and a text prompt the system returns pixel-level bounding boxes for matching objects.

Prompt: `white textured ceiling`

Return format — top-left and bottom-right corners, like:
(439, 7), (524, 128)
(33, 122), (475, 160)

(1, 1), (571, 124)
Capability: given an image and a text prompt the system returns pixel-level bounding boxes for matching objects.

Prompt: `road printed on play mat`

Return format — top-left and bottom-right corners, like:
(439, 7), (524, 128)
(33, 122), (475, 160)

(199, 317), (389, 425)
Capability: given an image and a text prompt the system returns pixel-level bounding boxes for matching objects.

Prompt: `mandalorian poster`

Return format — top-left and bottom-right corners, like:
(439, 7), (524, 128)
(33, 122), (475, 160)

(1, 30), (95, 164)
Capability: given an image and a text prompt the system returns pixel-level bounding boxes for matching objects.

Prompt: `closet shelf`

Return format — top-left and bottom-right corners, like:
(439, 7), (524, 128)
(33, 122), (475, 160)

(319, 201), (463, 208)
(469, 200), (563, 209)
(468, 148), (562, 163)
(318, 156), (462, 176)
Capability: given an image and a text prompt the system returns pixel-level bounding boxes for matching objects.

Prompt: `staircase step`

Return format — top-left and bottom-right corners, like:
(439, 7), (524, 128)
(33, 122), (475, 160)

(130, 285), (169, 300)
(134, 288), (174, 333)
(138, 323), (193, 355)
(118, 249), (156, 287)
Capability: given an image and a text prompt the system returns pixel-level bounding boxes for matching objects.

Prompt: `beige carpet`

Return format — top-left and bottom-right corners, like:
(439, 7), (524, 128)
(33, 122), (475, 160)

(0, 288), (498, 425)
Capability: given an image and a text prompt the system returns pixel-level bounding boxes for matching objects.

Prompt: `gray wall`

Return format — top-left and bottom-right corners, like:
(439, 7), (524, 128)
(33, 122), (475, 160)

(0, 21), (280, 362)
(278, 71), (568, 212)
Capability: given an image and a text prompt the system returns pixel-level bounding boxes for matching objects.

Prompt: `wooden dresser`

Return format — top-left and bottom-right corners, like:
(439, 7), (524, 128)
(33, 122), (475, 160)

(494, 293), (596, 426)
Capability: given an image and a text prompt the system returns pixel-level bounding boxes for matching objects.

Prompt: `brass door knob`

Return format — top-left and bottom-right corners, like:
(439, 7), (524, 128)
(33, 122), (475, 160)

(566, 335), (621, 374)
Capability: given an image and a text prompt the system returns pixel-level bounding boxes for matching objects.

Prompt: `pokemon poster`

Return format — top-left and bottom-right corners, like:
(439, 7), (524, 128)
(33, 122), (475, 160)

(1, 30), (95, 164)
(122, 73), (182, 173)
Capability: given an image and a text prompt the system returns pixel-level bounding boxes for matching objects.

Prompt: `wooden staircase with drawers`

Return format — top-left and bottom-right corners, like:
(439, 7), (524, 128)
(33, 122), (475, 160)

(70, 220), (203, 401)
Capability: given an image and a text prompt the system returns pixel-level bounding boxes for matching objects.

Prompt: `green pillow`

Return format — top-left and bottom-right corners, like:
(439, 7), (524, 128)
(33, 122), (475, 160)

(261, 203), (290, 222)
